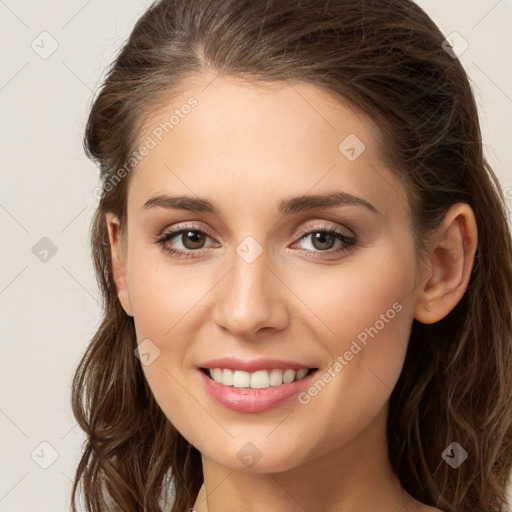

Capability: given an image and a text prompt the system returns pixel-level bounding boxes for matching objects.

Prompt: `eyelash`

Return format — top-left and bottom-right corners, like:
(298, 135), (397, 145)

(153, 223), (358, 260)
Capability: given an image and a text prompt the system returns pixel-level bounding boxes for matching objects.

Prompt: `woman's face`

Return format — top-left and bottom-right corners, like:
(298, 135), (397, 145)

(112, 74), (425, 472)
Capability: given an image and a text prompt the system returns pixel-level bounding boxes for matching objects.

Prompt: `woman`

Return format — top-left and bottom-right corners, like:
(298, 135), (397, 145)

(71, 0), (512, 511)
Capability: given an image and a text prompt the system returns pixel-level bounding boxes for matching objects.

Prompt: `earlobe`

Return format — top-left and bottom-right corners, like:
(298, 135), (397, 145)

(414, 203), (478, 324)
(105, 212), (133, 317)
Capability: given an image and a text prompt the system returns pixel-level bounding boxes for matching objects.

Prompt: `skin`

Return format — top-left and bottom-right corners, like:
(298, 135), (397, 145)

(106, 72), (477, 512)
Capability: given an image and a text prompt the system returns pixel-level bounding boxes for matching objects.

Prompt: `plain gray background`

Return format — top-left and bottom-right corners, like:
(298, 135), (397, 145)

(0, 1), (511, 511)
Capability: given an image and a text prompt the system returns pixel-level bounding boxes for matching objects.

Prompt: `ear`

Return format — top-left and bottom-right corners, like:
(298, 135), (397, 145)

(105, 212), (133, 317)
(414, 203), (478, 324)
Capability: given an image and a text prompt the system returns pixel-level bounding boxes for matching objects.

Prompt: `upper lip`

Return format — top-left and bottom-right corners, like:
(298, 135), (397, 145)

(198, 357), (316, 373)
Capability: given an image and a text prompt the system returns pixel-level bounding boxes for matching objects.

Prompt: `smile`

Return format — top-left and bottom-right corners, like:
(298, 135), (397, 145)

(203, 367), (314, 388)
(198, 365), (319, 413)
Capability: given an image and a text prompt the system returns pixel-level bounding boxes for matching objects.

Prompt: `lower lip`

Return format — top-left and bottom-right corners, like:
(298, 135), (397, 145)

(198, 369), (318, 413)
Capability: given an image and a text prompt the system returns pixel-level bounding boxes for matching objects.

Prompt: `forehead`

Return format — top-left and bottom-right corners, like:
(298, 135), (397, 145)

(126, 75), (407, 221)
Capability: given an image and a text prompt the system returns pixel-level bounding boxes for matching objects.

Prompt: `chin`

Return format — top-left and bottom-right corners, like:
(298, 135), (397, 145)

(199, 439), (315, 474)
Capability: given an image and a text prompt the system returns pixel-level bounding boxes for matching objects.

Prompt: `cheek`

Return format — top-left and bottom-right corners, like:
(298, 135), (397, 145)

(288, 243), (417, 429)
(291, 239), (416, 351)
(125, 259), (210, 438)
(126, 245), (212, 342)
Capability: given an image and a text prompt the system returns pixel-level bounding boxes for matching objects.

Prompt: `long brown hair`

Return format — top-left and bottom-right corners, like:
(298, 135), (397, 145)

(71, 1), (512, 510)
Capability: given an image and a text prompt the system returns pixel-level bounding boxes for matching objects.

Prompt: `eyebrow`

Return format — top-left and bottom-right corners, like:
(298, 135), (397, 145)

(143, 190), (378, 216)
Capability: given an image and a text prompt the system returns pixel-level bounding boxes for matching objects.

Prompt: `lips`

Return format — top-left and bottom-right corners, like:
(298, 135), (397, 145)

(197, 357), (319, 413)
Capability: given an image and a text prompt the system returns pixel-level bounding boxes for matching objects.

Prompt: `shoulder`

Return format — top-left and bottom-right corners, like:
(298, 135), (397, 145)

(418, 506), (444, 512)
(409, 500), (444, 512)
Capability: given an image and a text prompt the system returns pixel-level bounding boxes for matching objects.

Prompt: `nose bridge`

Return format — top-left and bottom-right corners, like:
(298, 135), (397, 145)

(213, 236), (288, 337)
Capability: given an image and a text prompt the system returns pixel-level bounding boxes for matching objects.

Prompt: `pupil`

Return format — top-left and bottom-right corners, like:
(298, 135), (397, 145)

(184, 231), (204, 249)
(313, 232), (334, 250)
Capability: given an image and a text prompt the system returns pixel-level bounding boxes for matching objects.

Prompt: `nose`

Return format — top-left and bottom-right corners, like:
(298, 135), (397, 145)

(212, 247), (289, 340)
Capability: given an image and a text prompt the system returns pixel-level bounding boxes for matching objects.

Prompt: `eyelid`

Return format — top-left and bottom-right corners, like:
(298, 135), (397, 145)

(153, 220), (358, 259)
(293, 221), (356, 241)
(155, 220), (355, 243)
(155, 221), (216, 240)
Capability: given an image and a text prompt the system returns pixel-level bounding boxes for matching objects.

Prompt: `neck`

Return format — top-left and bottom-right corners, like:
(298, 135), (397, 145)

(192, 405), (416, 512)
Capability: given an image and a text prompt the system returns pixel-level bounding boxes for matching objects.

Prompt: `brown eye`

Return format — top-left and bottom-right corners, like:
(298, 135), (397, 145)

(293, 225), (358, 259)
(310, 231), (337, 251)
(153, 224), (218, 259)
(180, 230), (207, 250)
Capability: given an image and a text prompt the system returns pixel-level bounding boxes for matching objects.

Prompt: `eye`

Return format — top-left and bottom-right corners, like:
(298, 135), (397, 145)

(152, 223), (357, 259)
(292, 224), (357, 259)
(153, 223), (218, 259)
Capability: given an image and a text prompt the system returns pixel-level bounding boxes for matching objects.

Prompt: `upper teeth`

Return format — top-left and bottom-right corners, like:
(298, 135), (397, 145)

(208, 368), (309, 388)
